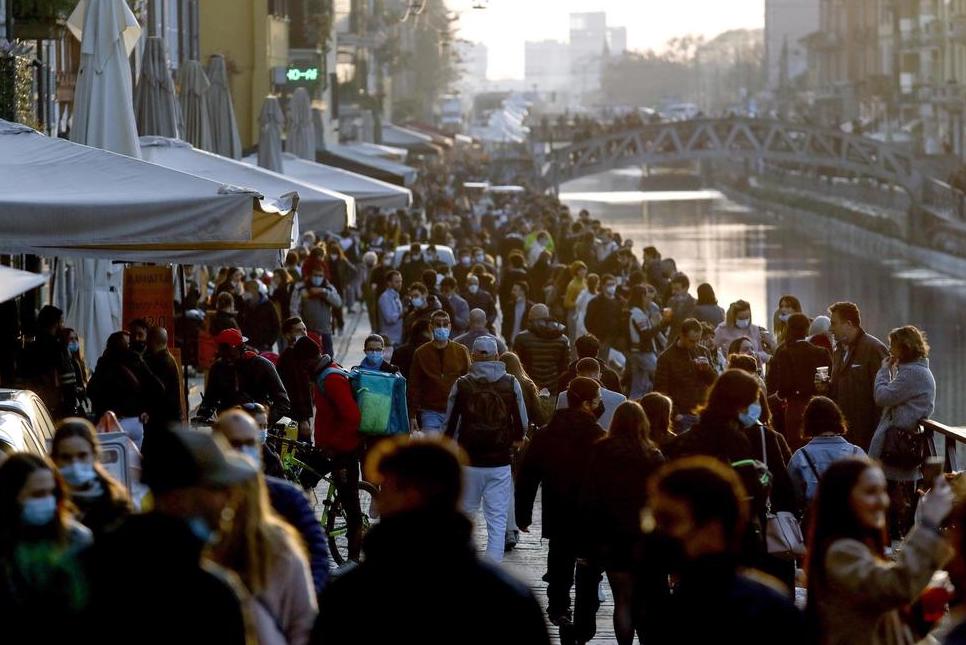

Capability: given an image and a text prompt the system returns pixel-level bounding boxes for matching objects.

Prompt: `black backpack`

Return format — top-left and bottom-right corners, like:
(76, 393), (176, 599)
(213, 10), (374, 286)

(456, 374), (518, 454)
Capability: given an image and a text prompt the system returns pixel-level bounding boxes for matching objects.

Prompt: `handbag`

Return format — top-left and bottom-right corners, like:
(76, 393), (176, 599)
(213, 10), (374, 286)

(759, 426), (806, 560)
(880, 422), (926, 470)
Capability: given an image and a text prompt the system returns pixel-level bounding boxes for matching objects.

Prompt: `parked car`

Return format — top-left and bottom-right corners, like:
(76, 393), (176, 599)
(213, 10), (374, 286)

(0, 389), (57, 456)
(391, 244), (455, 268)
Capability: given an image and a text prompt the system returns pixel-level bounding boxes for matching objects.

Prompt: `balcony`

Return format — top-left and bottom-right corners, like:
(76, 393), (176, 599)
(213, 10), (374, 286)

(899, 24), (943, 51)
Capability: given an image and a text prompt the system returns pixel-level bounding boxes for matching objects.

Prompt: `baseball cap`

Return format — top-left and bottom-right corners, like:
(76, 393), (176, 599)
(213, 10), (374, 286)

(472, 335), (499, 358)
(214, 328), (248, 347)
(142, 428), (257, 494)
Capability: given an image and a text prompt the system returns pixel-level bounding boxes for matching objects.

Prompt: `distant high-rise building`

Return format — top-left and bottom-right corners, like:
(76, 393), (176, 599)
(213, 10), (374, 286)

(607, 27), (627, 55)
(524, 40), (572, 92)
(764, 0), (819, 89)
(456, 41), (489, 90)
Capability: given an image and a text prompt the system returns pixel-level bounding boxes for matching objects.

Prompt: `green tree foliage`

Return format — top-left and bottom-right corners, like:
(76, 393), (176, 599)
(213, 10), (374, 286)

(390, 0), (459, 122)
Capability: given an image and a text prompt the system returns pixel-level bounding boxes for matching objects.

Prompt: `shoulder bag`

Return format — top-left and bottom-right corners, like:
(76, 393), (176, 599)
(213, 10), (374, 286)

(760, 426), (806, 560)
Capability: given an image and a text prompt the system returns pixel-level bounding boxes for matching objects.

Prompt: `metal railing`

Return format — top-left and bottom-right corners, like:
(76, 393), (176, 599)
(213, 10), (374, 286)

(924, 419), (966, 471)
(922, 178), (966, 222)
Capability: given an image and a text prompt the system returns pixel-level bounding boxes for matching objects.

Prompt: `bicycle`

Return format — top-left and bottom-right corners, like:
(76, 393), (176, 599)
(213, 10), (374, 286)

(266, 430), (379, 565)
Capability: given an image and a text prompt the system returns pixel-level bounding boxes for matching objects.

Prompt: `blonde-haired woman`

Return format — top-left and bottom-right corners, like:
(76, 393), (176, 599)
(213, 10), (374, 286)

(210, 469), (317, 645)
(869, 325), (936, 539)
(564, 261), (588, 339)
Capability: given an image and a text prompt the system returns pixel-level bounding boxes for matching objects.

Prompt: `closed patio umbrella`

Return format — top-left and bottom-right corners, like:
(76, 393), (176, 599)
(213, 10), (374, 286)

(206, 53), (242, 159)
(286, 86), (315, 160)
(134, 36), (180, 138)
(66, 0), (143, 362)
(258, 95), (285, 173)
(178, 59), (213, 152)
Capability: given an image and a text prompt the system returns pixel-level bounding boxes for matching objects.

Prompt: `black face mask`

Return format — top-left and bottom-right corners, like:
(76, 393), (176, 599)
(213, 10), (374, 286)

(130, 340), (146, 354)
(593, 400), (605, 419)
(645, 530), (687, 575)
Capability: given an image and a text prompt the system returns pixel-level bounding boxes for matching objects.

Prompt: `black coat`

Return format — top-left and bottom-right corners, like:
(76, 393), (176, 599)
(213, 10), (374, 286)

(578, 439), (664, 568)
(312, 511), (549, 645)
(654, 343), (717, 416)
(512, 320), (571, 394)
(830, 329), (889, 451)
(277, 346), (312, 422)
(766, 339), (832, 401)
(585, 294), (624, 344)
(198, 352), (291, 423)
(80, 513), (251, 644)
(144, 349), (182, 424)
(88, 350), (165, 419)
(516, 407), (606, 539)
(210, 310), (240, 336)
(239, 297), (280, 352)
(641, 554), (806, 645)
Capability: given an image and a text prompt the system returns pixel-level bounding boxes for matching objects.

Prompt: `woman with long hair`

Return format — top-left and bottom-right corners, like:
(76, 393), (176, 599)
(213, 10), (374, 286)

(58, 327), (91, 418)
(626, 284), (670, 399)
(714, 300), (776, 368)
(51, 418), (132, 535)
(0, 453), (91, 637)
(579, 401), (664, 645)
(209, 468), (317, 645)
(772, 294), (803, 345)
(869, 325), (936, 540)
(639, 391), (675, 448)
(806, 457), (953, 645)
(564, 261), (588, 339)
(694, 283), (725, 326)
(500, 351), (550, 427)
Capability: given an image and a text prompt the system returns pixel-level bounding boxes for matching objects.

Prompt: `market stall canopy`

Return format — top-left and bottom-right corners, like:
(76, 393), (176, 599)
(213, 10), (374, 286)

(0, 266), (48, 303)
(242, 152), (412, 210)
(0, 120), (294, 263)
(142, 136), (354, 233)
(380, 123), (439, 155)
(347, 141), (409, 163)
(401, 121), (455, 148)
(317, 143), (417, 187)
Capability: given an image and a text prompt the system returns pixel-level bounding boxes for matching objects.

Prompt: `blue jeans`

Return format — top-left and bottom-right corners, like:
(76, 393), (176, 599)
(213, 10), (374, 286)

(628, 351), (657, 400)
(463, 465), (512, 562)
(419, 410), (447, 434)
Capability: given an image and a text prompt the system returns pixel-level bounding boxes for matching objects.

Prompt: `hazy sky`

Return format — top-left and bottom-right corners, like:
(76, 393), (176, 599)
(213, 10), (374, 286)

(446, 0), (766, 80)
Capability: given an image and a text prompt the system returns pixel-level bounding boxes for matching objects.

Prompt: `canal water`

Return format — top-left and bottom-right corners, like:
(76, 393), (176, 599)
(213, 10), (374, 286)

(561, 171), (966, 426)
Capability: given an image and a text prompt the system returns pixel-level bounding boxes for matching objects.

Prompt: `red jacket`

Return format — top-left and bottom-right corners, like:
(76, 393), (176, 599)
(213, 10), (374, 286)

(312, 364), (361, 454)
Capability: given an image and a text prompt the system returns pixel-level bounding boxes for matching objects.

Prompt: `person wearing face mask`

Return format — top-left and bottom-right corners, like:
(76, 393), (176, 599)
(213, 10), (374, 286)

(640, 457), (806, 645)
(20, 305), (75, 418)
(0, 453), (93, 641)
(440, 276), (470, 334)
(713, 300), (776, 368)
(391, 319), (434, 383)
(324, 242), (356, 333)
(502, 281), (535, 345)
(81, 427), (257, 644)
(377, 270), (405, 345)
(58, 326), (91, 418)
(585, 274), (624, 362)
(358, 334), (399, 373)
(806, 457), (953, 645)
(212, 409), (327, 611)
(87, 331), (165, 450)
(51, 418), (132, 535)
(276, 318), (314, 441)
(194, 328), (291, 426)
(454, 248), (474, 286)
(462, 274), (497, 330)
(808, 314), (835, 354)
(290, 257), (343, 358)
(402, 281), (434, 344)
(471, 246), (496, 278)
(239, 279), (281, 353)
(400, 243), (431, 289)
(128, 318), (150, 356)
(772, 295), (803, 346)
(408, 311), (471, 434)
(517, 377), (608, 636)
(665, 272), (697, 344)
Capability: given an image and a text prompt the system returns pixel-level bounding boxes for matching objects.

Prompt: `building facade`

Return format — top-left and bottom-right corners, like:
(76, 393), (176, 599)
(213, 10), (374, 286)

(765, 0), (819, 89)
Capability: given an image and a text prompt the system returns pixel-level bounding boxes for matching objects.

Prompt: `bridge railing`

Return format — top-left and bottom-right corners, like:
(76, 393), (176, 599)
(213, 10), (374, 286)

(758, 165), (911, 212)
(922, 178), (966, 223)
(924, 419), (966, 472)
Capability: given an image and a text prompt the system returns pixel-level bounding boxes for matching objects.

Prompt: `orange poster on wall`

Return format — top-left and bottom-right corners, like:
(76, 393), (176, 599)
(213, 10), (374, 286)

(122, 266), (175, 345)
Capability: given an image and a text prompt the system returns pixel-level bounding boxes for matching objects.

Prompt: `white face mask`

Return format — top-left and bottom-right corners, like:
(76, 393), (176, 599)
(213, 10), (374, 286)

(605, 285), (617, 297)
(468, 284), (479, 294)
(736, 318), (751, 329)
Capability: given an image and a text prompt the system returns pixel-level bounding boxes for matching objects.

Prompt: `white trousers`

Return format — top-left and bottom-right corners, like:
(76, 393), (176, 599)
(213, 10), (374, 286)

(463, 465), (512, 563)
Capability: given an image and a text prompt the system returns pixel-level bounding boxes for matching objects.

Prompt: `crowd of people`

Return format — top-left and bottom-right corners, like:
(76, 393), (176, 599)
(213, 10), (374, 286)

(1, 150), (962, 645)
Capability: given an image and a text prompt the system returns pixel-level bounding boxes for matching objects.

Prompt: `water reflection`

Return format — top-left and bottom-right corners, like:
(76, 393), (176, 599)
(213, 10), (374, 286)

(561, 181), (966, 425)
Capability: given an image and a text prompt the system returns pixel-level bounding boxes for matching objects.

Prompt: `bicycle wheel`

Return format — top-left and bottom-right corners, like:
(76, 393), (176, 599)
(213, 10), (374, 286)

(326, 480), (379, 565)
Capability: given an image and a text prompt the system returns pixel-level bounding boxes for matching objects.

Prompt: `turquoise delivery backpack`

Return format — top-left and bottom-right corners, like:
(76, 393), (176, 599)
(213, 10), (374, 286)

(319, 366), (409, 436)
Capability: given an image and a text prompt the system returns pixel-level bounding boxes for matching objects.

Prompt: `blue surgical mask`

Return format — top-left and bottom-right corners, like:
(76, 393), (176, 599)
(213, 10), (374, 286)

(186, 516), (215, 544)
(60, 462), (97, 487)
(240, 444), (261, 464)
(411, 297), (425, 309)
(21, 496), (57, 526)
(779, 313), (791, 322)
(67, 341), (80, 354)
(363, 350), (383, 366)
(735, 319), (751, 329)
(257, 429), (268, 445)
(474, 254), (485, 263)
(738, 401), (763, 428)
(468, 285), (479, 294)
(311, 276), (324, 287)
(433, 327), (450, 342)
(460, 257), (471, 266)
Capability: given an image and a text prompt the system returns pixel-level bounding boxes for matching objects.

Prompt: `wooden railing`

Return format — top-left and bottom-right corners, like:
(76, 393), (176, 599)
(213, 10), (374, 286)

(923, 419), (966, 471)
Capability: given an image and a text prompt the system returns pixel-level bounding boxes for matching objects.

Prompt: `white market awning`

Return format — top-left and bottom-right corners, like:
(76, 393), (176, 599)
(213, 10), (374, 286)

(318, 143), (418, 187)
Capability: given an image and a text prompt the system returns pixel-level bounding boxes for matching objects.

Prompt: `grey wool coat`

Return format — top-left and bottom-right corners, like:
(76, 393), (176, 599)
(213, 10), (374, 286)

(868, 358), (936, 481)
